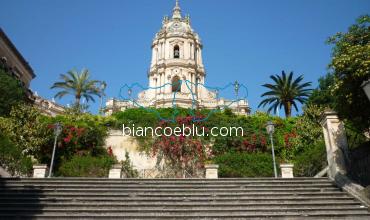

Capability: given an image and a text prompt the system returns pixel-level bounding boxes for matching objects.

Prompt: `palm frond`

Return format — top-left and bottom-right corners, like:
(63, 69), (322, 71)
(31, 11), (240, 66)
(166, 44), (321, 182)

(54, 91), (70, 99)
(50, 68), (104, 109)
(259, 70), (312, 117)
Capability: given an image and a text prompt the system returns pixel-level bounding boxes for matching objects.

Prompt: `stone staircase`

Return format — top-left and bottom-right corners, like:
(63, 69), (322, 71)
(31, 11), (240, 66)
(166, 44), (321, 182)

(0, 177), (369, 219)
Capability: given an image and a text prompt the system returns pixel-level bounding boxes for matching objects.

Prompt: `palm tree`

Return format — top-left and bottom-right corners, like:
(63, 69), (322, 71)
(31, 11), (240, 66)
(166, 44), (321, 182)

(258, 71), (312, 117)
(51, 68), (102, 111)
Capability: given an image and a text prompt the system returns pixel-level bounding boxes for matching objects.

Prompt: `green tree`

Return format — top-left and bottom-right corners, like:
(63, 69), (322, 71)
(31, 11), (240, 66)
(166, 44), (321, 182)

(51, 68), (102, 113)
(0, 103), (50, 161)
(307, 73), (336, 109)
(327, 15), (370, 132)
(0, 133), (33, 176)
(258, 71), (312, 117)
(0, 67), (27, 116)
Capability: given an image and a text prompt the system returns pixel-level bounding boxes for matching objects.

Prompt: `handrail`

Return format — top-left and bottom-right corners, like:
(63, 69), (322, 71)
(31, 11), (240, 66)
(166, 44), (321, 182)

(314, 166), (329, 178)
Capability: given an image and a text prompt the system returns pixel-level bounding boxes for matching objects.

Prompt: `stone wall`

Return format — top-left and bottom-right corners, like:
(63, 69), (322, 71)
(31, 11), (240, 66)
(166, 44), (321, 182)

(104, 130), (156, 171)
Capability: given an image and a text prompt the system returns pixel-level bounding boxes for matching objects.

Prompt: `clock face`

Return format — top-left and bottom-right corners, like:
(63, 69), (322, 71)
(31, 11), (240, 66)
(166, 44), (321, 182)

(173, 22), (180, 29)
(169, 22), (184, 32)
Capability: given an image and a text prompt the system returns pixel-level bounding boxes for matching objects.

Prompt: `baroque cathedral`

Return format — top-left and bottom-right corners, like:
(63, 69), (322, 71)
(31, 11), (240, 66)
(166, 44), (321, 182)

(105, 1), (250, 116)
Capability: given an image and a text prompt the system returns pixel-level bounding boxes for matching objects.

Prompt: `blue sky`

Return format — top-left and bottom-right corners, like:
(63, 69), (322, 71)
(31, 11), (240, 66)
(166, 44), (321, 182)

(1, 0), (369, 115)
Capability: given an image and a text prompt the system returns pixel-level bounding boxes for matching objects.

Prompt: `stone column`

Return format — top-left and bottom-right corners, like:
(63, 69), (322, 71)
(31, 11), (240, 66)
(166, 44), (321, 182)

(165, 41), (170, 59)
(148, 76), (152, 88)
(184, 41), (189, 59)
(155, 77), (159, 95)
(162, 42), (165, 60)
(280, 164), (294, 178)
(166, 75), (172, 94)
(320, 111), (349, 178)
(157, 74), (161, 94)
(155, 48), (158, 62)
(199, 48), (203, 64)
(160, 73), (164, 94)
(108, 164), (122, 179)
(190, 43), (193, 59)
(33, 165), (48, 178)
(191, 73), (195, 93)
(151, 47), (155, 65)
(205, 164), (219, 179)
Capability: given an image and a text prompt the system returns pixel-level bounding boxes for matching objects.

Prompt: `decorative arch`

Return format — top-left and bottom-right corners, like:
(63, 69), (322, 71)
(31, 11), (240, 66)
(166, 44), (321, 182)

(172, 75), (181, 92)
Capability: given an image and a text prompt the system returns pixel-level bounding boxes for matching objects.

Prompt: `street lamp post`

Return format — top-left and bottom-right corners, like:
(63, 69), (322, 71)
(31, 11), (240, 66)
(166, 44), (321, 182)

(233, 81), (240, 100)
(99, 81), (107, 115)
(234, 81), (240, 111)
(361, 79), (370, 102)
(266, 121), (278, 178)
(48, 122), (62, 178)
(128, 88), (132, 98)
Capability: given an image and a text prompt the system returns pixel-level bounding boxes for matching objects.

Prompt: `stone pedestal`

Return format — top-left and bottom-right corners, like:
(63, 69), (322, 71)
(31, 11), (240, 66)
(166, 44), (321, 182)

(320, 111), (349, 178)
(33, 165), (48, 178)
(205, 164), (219, 179)
(108, 164), (122, 179)
(280, 164), (294, 178)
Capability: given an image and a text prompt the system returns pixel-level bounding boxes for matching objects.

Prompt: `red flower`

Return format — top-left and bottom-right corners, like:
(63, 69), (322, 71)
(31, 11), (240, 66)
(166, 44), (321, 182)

(63, 136), (71, 143)
(107, 146), (113, 156)
(284, 132), (296, 149)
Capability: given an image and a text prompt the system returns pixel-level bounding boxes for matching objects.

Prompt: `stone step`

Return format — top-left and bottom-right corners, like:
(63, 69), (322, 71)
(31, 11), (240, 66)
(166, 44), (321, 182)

(5, 177), (329, 180)
(0, 191), (348, 197)
(0, 177), (368, 219)
(0, 183), (336, 188)
(2, 178), (331, 184)
(0, 206), (368, 213)
(3, 178), (331, 184)
(0, 210), (369, 218)
(0, 187), (341, 193)
(0, 192), (347, 199)
(0, 201), (363, 207)
(0, 197), (356, 203)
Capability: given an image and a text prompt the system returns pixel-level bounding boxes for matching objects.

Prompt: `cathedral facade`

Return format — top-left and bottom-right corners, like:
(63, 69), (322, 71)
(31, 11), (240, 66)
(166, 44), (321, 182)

(105, 1), (250, 116)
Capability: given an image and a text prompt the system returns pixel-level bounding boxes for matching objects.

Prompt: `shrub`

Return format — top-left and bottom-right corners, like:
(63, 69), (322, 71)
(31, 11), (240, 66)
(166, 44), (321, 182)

(39, 113), (113, 173)
(111, 107), (326, 177)
(0, 103), (50, 160)
(0, 134), (33, 176)
(213, 152), (274, 177)
(293, 140), (327, 177)
(121, 152), (139, 178)
(0, 67), (27, 116)
(327, 15), (370, 132)
(58, 154), (116, 177)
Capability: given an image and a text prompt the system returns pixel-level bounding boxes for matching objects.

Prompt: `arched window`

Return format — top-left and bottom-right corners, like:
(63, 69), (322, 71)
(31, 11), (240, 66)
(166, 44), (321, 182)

(174, 45), (180, 58)
(172, 76), (181, 92)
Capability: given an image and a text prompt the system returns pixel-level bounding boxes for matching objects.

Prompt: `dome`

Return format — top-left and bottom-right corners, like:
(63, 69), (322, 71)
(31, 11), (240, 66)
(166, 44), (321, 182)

(153, 0), (199, 40)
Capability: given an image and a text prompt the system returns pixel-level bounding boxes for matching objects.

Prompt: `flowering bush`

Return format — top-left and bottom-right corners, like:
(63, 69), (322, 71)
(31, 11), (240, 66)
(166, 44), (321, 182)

(150, 115), (211, 177)
(241, 134), (268, 153)
(39, 113), (115, 175)
(279, 132), (298, 163)
(112, 108), (326, 177)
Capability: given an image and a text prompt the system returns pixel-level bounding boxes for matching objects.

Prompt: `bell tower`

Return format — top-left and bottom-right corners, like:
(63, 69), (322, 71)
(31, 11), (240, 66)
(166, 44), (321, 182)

(105, 1), (250, 116)
(146, 0), (206, 107)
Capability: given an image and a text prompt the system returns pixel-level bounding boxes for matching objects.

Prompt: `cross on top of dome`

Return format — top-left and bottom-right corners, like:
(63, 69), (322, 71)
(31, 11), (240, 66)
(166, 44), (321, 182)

(172, 0), (182, 19)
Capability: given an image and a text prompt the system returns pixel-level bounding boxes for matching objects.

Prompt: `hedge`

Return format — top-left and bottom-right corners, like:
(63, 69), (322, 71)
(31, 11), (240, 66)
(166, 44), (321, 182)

(214, 152), (274, 177)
